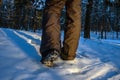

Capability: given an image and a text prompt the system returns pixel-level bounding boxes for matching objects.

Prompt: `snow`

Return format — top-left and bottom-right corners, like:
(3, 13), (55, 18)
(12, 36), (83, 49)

(0, 28), (120, 80)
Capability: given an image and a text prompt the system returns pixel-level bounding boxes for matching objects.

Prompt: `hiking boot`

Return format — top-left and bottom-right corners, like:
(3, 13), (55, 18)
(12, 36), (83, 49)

(41, 50), (59, 67)
(60, 48), (75, 60)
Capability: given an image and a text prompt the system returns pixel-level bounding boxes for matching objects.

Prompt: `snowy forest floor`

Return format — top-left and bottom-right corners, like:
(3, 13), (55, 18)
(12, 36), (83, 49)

(0, 28), (120, 80)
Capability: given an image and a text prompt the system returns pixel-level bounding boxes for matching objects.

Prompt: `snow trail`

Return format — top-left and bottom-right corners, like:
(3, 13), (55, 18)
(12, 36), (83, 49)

(0, 28), (120, 80)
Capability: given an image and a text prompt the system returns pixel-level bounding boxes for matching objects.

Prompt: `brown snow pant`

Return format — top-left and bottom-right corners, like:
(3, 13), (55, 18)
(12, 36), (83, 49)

(40, 0), (81, 60)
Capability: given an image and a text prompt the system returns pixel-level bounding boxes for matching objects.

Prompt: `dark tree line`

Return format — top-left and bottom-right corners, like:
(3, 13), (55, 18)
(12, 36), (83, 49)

(0, 0), (120, 39)
(0, 0), (44, 32)
(83, 0), (120, 39)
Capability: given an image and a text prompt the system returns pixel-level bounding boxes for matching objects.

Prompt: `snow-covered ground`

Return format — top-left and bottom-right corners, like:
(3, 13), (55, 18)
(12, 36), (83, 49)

(0, 28), (120, 80)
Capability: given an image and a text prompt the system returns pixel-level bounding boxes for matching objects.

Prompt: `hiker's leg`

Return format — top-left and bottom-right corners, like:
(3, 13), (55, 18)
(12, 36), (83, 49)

(62, 0), (81, 60)
(40, 0), (66, 57)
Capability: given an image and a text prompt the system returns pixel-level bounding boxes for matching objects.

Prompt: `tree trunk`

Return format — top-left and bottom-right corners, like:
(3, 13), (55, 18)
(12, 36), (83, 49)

(0, 0), (1, 26)
(84, 0), (93, 39)
(101, 28), (104, 39)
